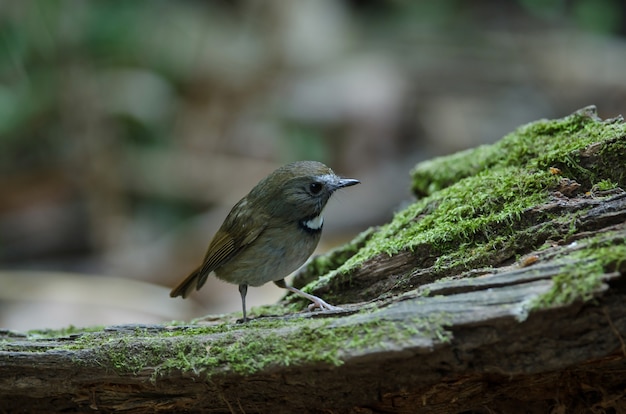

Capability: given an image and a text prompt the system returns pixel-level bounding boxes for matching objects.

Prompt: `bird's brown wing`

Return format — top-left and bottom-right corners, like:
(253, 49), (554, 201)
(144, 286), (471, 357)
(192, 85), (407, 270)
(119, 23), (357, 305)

(170, 201), (268, 298)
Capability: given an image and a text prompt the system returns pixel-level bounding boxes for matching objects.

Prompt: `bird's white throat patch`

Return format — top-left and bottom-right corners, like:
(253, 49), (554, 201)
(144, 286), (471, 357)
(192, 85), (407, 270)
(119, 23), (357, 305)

(303, 214), (324, 231)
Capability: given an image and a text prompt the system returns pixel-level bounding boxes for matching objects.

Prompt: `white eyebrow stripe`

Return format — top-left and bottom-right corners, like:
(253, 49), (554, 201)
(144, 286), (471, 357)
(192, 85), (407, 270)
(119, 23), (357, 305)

(317, 174), (335, 183)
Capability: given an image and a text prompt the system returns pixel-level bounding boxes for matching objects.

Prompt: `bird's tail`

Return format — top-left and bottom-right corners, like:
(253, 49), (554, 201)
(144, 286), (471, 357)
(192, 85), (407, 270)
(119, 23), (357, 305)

(170, 265), (207, 299)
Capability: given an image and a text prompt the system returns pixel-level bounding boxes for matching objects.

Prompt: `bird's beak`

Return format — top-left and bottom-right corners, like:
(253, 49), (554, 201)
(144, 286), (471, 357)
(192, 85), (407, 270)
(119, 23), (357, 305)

(335, 178), (360, 189)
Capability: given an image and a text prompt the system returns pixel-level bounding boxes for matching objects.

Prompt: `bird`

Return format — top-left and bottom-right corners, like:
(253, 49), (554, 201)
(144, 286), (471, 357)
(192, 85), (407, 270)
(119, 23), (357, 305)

(170, 160), (360, 322)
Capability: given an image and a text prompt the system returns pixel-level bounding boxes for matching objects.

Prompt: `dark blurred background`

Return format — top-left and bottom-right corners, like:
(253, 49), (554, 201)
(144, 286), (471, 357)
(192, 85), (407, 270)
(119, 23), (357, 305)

(1, 0), (625, 330)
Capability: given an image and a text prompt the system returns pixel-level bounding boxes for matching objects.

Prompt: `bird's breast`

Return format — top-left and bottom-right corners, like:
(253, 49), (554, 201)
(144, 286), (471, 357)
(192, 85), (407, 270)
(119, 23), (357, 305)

(215, 221), (321, 287)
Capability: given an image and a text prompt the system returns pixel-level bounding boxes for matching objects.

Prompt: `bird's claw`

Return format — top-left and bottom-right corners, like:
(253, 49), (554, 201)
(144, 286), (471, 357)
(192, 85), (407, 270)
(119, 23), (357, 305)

(307, 299), (343, 312)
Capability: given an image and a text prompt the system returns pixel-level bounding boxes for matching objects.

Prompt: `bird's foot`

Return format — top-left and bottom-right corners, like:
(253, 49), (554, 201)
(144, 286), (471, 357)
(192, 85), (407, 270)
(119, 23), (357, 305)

(307, 296), (343, 312)
(280, 283), (343, 313)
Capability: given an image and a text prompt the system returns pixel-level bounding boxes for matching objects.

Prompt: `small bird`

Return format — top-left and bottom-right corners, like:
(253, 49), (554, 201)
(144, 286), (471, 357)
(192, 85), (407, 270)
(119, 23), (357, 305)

(170, 160), (359, 322)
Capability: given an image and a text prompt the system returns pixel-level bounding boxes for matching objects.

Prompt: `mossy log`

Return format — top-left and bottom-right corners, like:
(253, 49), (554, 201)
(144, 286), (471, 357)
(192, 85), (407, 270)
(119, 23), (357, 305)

(2, 106), (626, 413)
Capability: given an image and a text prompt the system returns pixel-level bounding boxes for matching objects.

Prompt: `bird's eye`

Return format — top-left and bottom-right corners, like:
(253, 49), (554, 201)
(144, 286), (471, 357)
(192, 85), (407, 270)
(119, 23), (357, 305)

(309, 182), (323, 195)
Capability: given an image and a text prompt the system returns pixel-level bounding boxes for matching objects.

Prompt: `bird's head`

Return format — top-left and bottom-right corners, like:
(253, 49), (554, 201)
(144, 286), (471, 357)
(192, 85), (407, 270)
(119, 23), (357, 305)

(250, 161), (359, 223)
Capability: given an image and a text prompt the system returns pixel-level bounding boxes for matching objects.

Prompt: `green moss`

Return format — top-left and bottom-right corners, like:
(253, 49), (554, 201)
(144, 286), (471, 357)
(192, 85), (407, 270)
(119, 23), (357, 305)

(593, 179), (619, 192)
(155, 312), (450, 378)
(54, 323), (244, 374)
(531, 234), (626, 309)
(26, 325), (104, 339)
(298, 106), (626, 299)
(246, 303), (298, 318)
(411, 106), (625, 197)
(3, 310), (451, 380)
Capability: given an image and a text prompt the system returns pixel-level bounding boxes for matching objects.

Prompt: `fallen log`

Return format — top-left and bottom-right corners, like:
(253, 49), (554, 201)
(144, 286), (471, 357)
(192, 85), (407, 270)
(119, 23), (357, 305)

(2, 106), (625, 413)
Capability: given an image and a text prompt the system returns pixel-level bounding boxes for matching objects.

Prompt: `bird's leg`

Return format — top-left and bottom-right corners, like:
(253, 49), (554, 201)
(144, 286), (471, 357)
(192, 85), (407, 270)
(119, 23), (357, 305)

(238, 283), (249, 323)
(274, 279), (343, 312)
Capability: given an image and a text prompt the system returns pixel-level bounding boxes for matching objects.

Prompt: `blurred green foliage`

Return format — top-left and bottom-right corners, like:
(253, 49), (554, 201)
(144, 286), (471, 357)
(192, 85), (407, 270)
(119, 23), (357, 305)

(572, 0), (622, 34)
(1, 0), (623, 174)
(0, 0), (624, 265)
